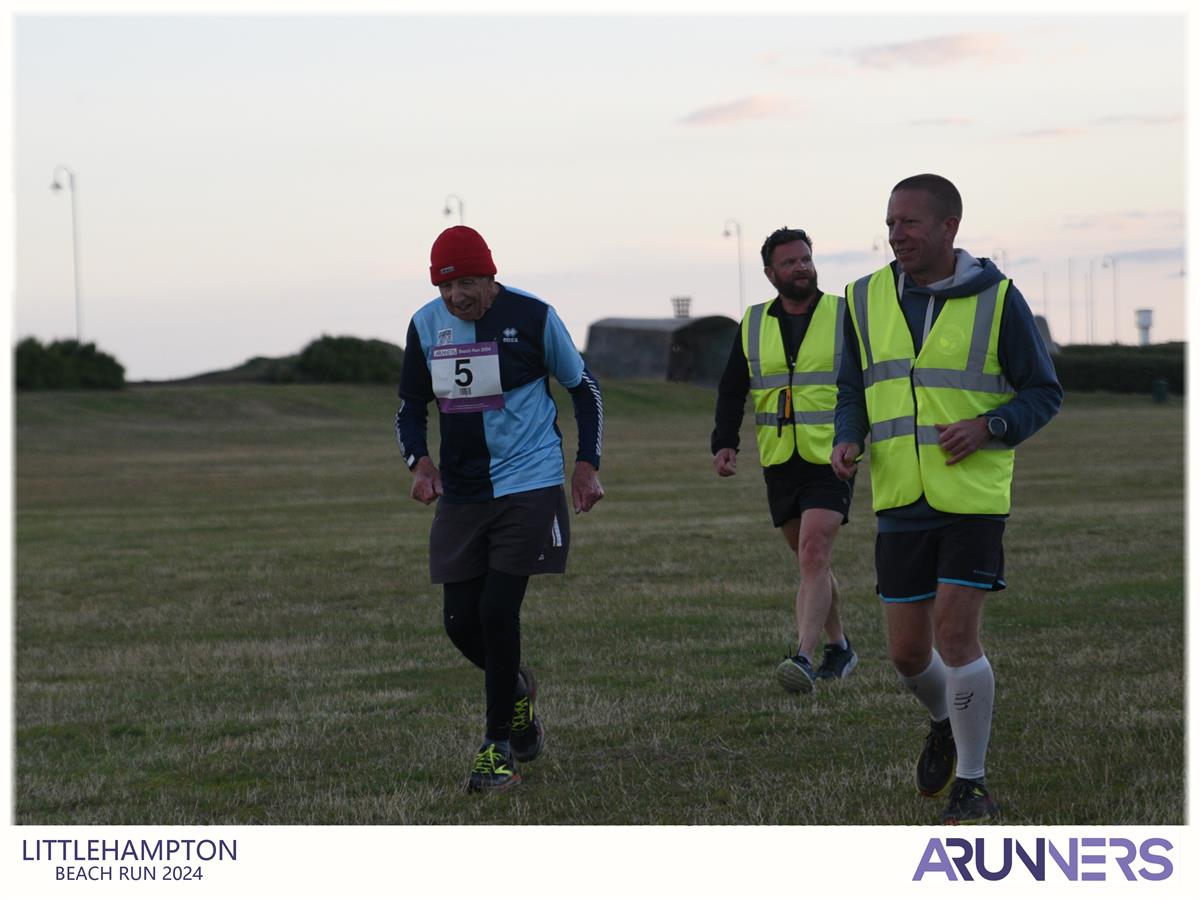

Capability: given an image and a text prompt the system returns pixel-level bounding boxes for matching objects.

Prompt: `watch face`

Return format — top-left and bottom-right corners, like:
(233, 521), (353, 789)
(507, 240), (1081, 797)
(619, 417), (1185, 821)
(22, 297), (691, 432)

(989, 417), (1005, 437)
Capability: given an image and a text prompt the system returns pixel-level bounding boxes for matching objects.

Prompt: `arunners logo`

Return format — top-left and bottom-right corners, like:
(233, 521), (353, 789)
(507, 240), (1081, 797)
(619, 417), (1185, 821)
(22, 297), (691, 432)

(502, 327), (519, 344)
(953, 690), (974, 711)
(913, 837), (1173, 883)
(437, 329), (454, 346)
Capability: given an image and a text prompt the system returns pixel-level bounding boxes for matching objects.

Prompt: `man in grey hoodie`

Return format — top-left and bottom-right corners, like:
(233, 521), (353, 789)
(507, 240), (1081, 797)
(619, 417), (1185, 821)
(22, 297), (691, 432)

(832, 174), (1061, 824)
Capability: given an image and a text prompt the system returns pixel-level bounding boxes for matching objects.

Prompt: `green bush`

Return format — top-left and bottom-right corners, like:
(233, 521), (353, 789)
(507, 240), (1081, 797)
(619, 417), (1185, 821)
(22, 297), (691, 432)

(295, 335), (403, 384)
(1053, 342), (1184, 394)
(14, 337), (125, 390)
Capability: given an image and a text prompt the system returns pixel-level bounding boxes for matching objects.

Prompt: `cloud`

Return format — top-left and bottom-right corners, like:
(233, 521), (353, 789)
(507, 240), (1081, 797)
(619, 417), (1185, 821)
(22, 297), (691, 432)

(678, 94), (791, 126)
(1109, 246), (1185, 264)
(817, 249), (879, 265)
(850, 32), (1011, 69)
(1092, 113), (1183, 127)
(1061, 211), (1183, 232)
(910, 116), (972, 127)
(1010, 114), (1181, 141)
(1012, 127), (1087, 140)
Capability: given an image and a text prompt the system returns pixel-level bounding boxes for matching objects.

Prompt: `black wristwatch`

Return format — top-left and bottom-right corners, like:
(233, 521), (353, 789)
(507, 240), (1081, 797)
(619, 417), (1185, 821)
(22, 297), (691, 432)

(986, 415), (1008, 439)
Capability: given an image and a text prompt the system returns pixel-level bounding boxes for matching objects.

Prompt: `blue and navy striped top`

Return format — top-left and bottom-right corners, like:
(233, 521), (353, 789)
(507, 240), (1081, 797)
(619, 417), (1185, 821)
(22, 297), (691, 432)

(396, 284), (603, 503)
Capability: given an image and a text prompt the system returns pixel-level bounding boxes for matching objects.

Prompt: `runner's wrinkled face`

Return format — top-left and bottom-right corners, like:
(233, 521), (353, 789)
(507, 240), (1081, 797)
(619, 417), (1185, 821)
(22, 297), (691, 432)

(440, 276), (499, 321)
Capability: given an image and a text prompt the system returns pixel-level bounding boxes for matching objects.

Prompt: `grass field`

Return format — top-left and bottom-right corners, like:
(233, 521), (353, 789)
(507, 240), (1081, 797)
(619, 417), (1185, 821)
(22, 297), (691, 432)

(14, 382), (1185, 825)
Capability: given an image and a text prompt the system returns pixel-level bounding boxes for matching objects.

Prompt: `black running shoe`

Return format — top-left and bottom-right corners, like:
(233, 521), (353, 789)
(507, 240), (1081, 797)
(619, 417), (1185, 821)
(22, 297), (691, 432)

(464, 742), (521, 794)
(510, 665), (544, 763)
(916, 717), (956, 797)
(941, 777), (999, 825)
(775, 654), (816, 694)
(814, 637), (859, 681)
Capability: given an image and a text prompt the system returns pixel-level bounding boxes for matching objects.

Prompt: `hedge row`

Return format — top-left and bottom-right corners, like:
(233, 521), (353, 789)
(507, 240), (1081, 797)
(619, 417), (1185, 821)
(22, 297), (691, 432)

(15, 338), (125, 390)
(261, 335), (404, 384)
(1053, 343), (1184, 395)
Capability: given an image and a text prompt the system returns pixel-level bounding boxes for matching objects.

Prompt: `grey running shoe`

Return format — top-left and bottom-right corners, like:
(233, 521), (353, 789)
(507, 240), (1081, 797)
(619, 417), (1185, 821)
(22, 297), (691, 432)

(814, 637), (859, 681)
(509, 665), (544, 763)
(916, 717), (956, 798)
(775, 654), (816, 694)
(465, 742), (521, 794)
(941, 778), (999, 825)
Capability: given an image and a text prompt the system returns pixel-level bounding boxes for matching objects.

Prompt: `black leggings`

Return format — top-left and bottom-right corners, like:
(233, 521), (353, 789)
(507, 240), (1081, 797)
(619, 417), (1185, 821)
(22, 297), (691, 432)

(443, 570), (529, 742)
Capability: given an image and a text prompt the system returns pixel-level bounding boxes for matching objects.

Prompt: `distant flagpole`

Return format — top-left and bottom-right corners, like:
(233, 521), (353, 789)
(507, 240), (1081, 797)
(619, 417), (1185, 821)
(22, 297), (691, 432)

(51, 165), (83, 341)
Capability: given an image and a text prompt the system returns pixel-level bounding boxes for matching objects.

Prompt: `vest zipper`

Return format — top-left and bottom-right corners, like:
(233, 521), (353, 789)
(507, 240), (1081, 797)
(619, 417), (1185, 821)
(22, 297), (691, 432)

(785, 348), (796, 439)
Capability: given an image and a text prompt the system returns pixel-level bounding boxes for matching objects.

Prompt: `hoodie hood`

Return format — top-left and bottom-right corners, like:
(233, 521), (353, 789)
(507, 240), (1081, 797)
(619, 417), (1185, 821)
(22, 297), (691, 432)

(900, 250), (1004, 300)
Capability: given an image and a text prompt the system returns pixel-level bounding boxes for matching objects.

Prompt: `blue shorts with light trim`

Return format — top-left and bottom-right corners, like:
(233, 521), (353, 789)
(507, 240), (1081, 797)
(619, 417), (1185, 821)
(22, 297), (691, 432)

(875, 518), (1006, 603)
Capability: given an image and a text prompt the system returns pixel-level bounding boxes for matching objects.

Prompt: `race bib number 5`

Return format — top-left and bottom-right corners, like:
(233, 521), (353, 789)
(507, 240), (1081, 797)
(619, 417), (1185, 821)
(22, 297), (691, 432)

(430, 341), (504, 413)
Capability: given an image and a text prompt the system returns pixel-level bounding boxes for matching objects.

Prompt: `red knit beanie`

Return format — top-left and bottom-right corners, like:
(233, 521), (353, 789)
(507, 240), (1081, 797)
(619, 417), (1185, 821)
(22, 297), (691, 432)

(429, 226), (497, 286)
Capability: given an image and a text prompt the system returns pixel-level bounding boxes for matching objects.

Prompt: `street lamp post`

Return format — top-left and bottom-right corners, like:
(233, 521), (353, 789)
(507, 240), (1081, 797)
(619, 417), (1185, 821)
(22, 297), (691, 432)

(1102, 255), (1119, 344)
(723, 219), (745, 315)
(1067, 258), (1076, 344)
(50, 164), (83, 342)
(1083, 266), (1092, 344)
(1087, 258), (1097, 344)
(443, 194), (464, 225)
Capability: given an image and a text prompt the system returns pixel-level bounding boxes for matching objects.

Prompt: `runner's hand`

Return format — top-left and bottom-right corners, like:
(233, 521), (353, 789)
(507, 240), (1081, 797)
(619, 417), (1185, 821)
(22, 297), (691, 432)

(713, 448), (737, 477)
(936, 418), (989, 465)
(572, 461), (604, 513)
(411, 456), (443, 505)
(830, 441), (861, 481)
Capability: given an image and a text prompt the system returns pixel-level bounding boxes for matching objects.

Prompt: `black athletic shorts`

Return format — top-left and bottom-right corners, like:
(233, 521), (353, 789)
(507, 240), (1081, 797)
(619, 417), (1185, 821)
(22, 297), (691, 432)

(763, 456), (854, 527)
(875, 517), (1006, 603)
(429, 485), (570, 584)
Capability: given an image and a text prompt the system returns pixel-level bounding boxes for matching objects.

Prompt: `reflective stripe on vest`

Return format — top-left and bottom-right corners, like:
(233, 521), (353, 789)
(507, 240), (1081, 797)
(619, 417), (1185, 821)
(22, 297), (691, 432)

(846, 267), (1015, 514)
(742, 294), (845, 466)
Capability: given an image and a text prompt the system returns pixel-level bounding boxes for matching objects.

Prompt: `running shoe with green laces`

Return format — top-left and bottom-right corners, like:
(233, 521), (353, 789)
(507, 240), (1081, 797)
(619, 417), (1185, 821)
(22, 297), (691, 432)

(814, 637), (859, 681)
(775, 654), (816, 694)
(510, 665), (544, 763)
(916, 717), (956, 797)
(464, 742), (521, 794)
(941, 777), (999, 825)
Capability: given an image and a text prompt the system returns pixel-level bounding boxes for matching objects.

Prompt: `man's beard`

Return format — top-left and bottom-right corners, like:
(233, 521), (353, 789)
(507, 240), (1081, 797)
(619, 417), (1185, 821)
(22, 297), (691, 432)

(778, 278), (819, 304)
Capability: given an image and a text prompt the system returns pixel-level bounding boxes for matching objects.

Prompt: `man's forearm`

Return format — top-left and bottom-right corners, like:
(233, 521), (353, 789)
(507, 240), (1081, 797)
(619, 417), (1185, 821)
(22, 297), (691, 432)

(567, 367), (604, 469)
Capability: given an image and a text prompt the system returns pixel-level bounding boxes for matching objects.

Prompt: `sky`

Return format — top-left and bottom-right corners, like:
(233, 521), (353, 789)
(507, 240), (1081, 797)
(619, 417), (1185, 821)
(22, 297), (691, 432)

(10, 10), (1187, 380)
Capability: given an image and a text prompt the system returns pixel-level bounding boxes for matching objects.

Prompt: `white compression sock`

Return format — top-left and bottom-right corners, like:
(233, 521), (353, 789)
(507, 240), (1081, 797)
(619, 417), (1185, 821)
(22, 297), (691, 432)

(946, 655), (995, 781)
(897, 649), (949, 722)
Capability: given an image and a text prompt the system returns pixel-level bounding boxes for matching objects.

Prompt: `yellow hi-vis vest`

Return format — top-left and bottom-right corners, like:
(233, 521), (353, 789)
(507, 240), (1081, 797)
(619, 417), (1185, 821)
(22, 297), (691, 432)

(845, 267), (1016, 514)
(742, 293), (846, 466)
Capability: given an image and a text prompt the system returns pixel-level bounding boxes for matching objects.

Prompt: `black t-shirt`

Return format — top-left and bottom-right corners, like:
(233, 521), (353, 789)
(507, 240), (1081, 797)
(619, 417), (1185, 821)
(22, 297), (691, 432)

(779, 308), (813, 365)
